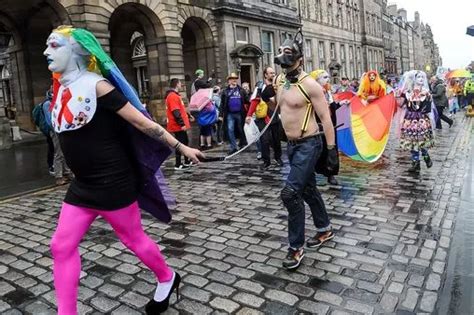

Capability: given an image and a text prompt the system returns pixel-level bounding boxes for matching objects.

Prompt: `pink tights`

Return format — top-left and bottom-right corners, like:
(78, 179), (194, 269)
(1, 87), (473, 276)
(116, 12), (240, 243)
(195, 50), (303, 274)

(50, 201), (173, 315)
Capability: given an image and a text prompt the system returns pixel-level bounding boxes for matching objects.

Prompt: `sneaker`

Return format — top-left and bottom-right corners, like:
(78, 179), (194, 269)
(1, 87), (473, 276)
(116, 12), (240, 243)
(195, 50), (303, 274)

(282, 247), (305, 270)
(274, 158), (284, 167)
(182, 161), (194, 167)
(408, 160), (421, 173)
(423, 155), (433, 168)
(48, 167), (55, 176)
(262, 161), (271, 169)
(307, 230), (335, 248)
(257, 152), (262, 160)
(217, 141), (224, 146)
(174, 164), (190, 171)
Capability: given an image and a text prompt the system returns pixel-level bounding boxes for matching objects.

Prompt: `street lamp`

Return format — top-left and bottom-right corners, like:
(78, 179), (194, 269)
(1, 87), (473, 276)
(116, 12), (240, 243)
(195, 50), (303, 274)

(425, 64), (431, 73)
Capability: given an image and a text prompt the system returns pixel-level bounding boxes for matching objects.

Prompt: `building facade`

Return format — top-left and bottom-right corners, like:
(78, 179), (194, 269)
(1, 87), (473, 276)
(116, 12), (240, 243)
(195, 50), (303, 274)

(0, 0), (441, 140)
(382, 2), (441, 77)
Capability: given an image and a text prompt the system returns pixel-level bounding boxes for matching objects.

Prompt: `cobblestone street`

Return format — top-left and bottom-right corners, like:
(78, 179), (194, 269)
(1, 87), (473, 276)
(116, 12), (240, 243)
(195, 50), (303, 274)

(0, 115), (472, 315)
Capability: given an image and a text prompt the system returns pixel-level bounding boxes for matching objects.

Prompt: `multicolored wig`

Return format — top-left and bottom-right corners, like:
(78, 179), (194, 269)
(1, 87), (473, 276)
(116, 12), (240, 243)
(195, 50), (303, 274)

(357, 70), (386, 100)
(51, 25), (143, 113)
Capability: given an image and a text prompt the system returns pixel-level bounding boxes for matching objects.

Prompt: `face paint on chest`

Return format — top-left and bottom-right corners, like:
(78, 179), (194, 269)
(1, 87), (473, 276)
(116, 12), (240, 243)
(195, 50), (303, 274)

(43, 33), (76, 74)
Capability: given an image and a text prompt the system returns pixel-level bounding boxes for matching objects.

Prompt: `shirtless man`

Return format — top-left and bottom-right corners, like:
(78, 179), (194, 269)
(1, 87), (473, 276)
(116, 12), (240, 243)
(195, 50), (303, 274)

(273, 33), (337, 270)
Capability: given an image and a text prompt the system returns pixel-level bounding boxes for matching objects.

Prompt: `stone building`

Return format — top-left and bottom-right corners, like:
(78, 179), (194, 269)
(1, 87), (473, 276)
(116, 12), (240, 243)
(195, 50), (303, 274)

(382, 2), (441, 77)
(0, 0), (441, 142)
(300, 0), (385, 82)
(0, 0), (301, 135)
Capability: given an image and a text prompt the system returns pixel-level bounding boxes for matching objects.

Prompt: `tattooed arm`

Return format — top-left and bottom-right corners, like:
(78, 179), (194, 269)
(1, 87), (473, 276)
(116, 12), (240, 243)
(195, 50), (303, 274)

(96, 80), (203, 163)
(117, 103), (203, 163)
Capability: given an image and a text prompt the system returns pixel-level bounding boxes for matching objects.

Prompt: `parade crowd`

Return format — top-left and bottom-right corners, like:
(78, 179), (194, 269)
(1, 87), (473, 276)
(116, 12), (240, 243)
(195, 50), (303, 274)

(32, 25), (473, 314)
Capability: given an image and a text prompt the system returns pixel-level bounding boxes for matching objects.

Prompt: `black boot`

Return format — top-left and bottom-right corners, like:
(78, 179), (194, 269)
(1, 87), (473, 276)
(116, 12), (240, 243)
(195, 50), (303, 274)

(145, 273), (181, 314)
(408, 160), (421, 173)
(424, 155), (433, 168)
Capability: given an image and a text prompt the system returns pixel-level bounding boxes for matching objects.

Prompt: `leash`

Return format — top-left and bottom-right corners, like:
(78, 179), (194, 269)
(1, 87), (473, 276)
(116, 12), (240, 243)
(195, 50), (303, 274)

(199, 103), (281, 163)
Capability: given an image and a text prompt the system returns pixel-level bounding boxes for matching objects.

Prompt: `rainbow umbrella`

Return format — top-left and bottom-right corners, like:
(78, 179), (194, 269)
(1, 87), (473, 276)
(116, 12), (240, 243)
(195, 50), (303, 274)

(446, 69), (472, 79)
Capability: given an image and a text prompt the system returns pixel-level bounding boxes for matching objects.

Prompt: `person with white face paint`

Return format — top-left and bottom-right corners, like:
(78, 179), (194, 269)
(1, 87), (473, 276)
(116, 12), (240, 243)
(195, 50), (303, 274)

(398, 70), (435, 172)
(44, 25), (204, 315)
(310, 70), (347, 186)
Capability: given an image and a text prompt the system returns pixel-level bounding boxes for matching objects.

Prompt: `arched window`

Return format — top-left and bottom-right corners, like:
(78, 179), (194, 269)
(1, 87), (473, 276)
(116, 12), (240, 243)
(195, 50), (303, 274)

(130, 32), (148, 99)
(132, 37), (146, 59)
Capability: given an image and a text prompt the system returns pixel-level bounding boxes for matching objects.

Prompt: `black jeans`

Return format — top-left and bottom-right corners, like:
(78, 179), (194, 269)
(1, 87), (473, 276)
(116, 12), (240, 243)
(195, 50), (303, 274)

(255, 120), (282, 163)
(435, 106), (453, 129)
(173, 131), (190, 167)
(282, 136), (332, 249)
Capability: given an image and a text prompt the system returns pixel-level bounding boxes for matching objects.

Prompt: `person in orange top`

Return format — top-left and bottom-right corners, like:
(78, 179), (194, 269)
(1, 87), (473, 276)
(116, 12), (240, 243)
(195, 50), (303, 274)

(166, 78), (192, 170)
(357, 70), (386, 104)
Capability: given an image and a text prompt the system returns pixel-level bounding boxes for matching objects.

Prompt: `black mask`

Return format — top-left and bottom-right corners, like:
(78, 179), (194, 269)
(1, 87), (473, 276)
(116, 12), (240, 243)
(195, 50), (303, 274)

(274, 33), (304, 69)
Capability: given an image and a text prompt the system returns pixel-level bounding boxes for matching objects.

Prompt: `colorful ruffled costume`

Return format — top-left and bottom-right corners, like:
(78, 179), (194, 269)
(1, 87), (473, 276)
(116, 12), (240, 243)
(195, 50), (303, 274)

(397, 71), (434, 171)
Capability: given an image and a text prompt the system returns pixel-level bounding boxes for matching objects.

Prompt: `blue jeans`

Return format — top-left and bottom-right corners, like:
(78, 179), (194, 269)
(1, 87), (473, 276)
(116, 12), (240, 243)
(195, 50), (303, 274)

(227, 112), (243, 150)
(282, 136), (332, 249)
(411, 148), (428, 161)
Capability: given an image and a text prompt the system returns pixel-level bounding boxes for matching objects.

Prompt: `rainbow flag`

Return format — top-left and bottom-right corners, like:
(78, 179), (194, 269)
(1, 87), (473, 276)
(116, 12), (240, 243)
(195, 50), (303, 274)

(336, 93), (396, 163)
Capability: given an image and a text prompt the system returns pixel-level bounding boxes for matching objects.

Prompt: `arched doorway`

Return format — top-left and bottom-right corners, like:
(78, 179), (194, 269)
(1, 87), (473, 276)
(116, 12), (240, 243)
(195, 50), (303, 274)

(0, 0), (70, 129)
(181, 17), (216, 99)
(109, 3), (167, 104)
(229, 44), (264, 88)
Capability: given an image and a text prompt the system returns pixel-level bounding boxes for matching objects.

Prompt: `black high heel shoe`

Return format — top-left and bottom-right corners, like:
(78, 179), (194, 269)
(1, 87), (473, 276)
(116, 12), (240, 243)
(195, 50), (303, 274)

(145, 273), (181, 314)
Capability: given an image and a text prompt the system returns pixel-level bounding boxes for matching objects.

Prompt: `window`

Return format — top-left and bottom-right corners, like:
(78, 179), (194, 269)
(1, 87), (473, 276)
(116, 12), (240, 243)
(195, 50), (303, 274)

(281, 32), (293, 43)
(330, 43), (336, 60)
(316, 0), (322, 21)
(328, 4), (333, 25)
(337, 7), (343, 28)
(318, 41), (326, 69)
(305, 39), (312, 58)
(349, 46), (354, 79)
(340, 44), (346, 76)
(236, 26), (249, 43)
(369, 49), (373, 70)
(357, 47), (362, 77)
(262, 31), (274, 68)
(305, 39), (313, 72)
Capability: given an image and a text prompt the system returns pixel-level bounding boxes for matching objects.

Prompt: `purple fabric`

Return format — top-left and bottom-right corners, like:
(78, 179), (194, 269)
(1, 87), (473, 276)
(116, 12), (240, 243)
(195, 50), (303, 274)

(129, 110), (174, 223)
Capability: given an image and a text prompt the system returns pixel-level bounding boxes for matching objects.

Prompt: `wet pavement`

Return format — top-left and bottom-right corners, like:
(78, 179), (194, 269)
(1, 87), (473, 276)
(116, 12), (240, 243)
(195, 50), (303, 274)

(0, 139), (55, 200)
(0, 123), (205, 200)
(438, 122), (474, 315)
(0, 113), (472, 314)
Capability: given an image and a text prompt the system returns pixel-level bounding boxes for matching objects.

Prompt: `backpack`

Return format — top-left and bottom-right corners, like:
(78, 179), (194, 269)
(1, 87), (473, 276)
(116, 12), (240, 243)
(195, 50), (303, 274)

(32, 100), (51, 136)
(198, 103), (218, 126)
(255, 100), (268, 119)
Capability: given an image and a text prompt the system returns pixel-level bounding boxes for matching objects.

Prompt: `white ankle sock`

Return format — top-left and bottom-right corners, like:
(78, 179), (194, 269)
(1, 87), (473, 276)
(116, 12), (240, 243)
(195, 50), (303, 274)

(153, 272), (175, 302)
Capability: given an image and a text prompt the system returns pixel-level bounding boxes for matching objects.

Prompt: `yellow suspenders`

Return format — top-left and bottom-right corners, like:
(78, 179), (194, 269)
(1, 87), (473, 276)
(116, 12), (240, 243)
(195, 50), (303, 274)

(276, 73), (313, 137)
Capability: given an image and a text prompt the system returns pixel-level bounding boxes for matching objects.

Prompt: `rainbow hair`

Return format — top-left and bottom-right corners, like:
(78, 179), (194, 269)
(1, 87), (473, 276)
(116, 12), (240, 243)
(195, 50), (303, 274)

(50, 25), (143, 112)
(357, 70), (386, 100)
